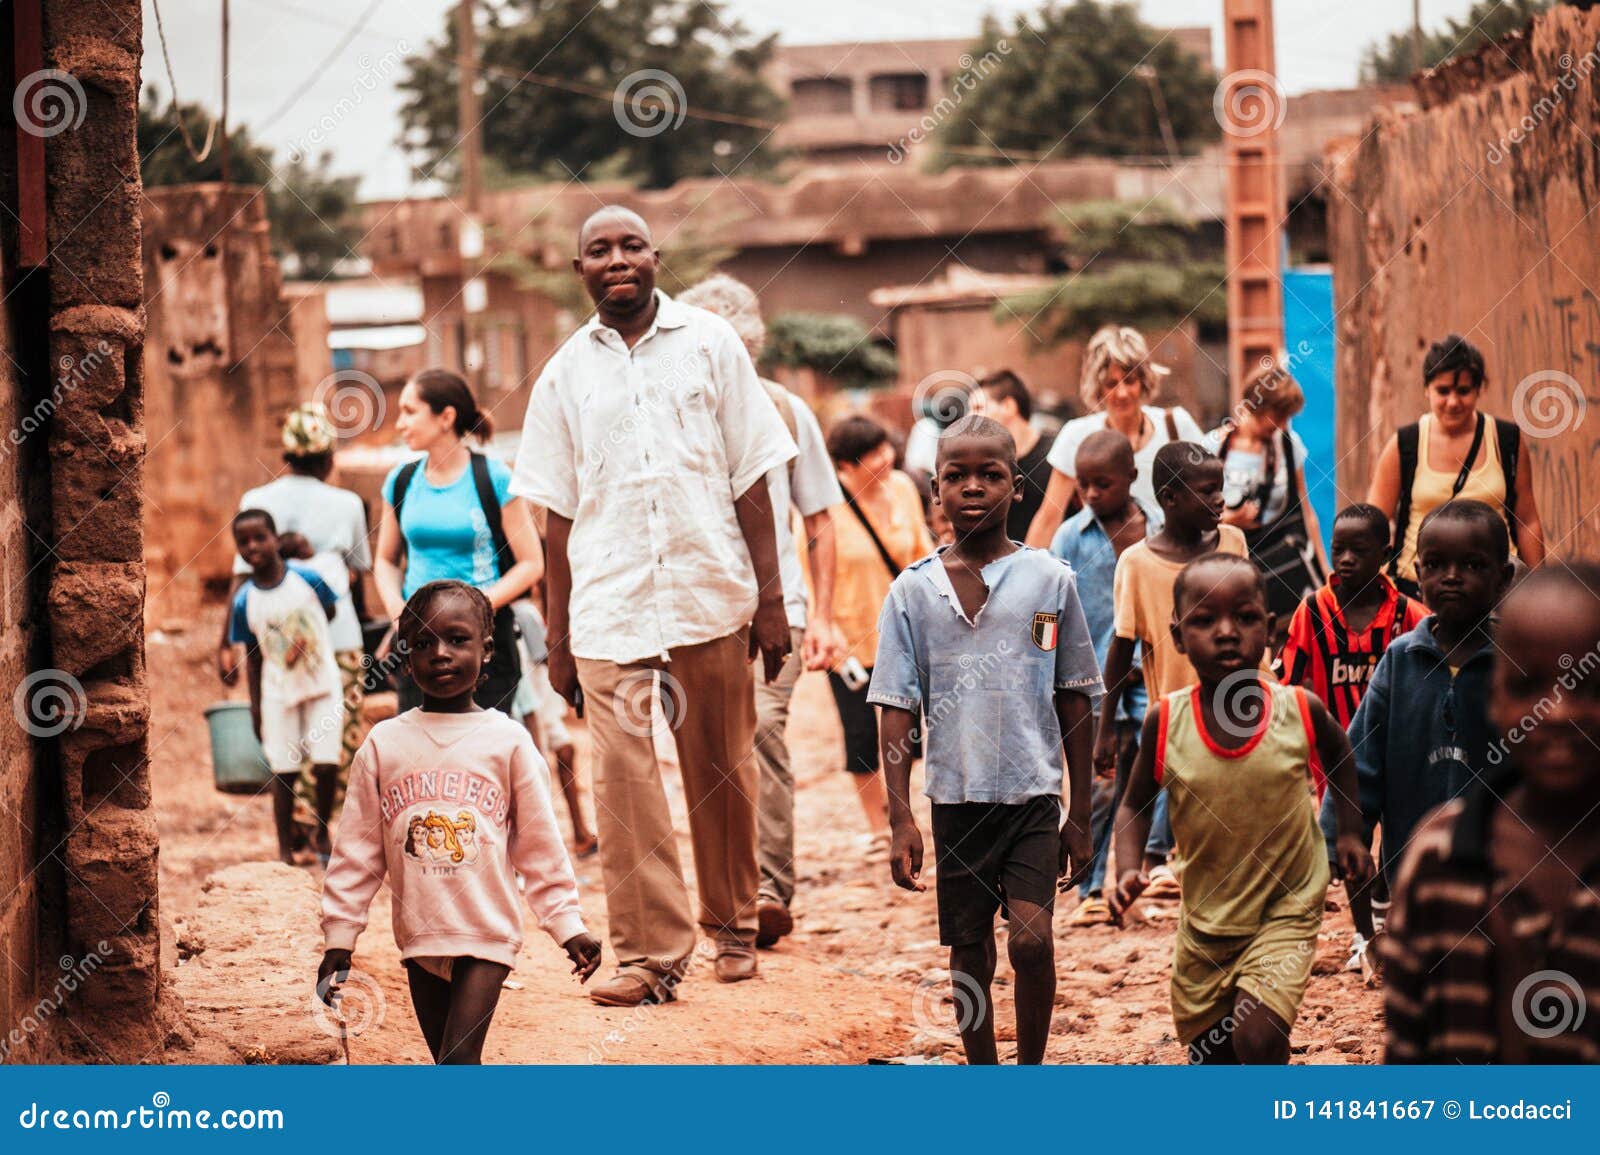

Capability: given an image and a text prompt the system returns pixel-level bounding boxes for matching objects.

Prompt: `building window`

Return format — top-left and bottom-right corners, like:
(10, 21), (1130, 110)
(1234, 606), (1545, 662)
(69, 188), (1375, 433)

(868, 72), (928, 112)
(790, 76), (853, 115)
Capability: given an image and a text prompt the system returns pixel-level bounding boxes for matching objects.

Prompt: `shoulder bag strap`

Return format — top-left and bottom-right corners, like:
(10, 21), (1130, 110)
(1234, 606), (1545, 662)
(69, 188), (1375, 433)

(1451, 412), (1488, 499)
(469, 452), (515, 580)
(1163, 408), (1180, 442)
(391, 459), (421, 526)
(841, 486), (902, 580)
(1389, 422), (1421, 579)
(1495, 416), (1521, 519)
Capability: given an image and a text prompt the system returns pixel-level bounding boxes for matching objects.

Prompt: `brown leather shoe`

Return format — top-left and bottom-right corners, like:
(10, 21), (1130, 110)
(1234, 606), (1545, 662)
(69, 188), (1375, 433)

(756, 900), (794, 949)
(588, 971), (675, 1007)
(713, 942), (759, 983)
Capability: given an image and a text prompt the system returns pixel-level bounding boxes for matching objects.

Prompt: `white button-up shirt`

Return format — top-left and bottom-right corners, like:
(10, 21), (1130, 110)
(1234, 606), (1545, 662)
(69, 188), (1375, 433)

(511, 291), (797, 663)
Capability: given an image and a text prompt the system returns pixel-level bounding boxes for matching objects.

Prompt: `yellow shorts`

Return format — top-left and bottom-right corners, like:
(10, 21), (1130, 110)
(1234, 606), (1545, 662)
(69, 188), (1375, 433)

(1170, 907), (1321, 1045)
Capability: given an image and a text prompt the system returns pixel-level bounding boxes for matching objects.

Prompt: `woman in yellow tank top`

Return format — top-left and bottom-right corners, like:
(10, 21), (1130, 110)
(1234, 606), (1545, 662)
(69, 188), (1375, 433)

(1109, 554), (1372, 1064)
(1368, 334), (1544, 594)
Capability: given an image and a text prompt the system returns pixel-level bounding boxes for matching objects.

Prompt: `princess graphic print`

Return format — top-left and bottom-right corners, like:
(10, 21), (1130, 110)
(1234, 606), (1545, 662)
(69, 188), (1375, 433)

(320, 708), (588, 969)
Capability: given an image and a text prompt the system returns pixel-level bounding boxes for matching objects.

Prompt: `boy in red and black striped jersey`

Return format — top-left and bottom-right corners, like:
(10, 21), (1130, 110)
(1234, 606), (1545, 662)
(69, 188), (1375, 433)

(1279, 504), (1426, 961)
(1279, 505), (1429, 726)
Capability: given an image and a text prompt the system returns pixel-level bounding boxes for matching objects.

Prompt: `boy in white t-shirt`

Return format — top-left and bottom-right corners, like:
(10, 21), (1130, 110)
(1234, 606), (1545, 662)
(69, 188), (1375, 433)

(228, 509), (344, 864)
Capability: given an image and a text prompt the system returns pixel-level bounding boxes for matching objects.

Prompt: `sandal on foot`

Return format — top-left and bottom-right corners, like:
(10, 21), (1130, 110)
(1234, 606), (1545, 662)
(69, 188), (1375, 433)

(1069, 896), (1112, 926)
(1144, 864), (1181, 900)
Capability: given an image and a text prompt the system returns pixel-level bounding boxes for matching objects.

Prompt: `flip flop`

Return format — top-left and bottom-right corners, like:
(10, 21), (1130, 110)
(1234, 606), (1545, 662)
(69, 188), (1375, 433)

(1144, 864), (1181, 900)
(1068, 896), (1112, 926)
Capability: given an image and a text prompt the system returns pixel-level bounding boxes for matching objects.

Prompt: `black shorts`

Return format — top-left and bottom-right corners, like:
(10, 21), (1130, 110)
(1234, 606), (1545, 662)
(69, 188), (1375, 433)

(931, 795), (1061, 947)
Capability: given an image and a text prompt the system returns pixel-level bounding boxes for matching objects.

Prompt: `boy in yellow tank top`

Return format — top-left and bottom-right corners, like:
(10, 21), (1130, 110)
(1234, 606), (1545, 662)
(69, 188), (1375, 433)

(1109, 553), (1373, 1063)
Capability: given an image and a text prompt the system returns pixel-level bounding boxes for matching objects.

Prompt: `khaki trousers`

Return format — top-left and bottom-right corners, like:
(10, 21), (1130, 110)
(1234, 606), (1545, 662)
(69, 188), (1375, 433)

(753, 627), (806, 907)
(576, 629), (758, 980)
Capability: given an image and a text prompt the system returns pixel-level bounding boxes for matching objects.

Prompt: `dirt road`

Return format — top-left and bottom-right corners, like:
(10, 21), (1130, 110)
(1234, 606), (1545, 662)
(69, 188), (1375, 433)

(151, 611), (1382, 1064)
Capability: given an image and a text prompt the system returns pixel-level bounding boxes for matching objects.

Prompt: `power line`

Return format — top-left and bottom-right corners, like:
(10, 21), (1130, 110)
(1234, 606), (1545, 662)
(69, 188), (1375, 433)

(255, 0), (388, 134)
(151, 0), (221, 162)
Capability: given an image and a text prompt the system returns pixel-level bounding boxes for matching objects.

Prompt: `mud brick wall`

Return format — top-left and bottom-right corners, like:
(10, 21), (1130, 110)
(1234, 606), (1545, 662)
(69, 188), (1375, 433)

(0, 189), (46, 1062)
(142, 185), (305, 626)
(1327, 5), (1600, 559)
(12, 0), (160, 1061)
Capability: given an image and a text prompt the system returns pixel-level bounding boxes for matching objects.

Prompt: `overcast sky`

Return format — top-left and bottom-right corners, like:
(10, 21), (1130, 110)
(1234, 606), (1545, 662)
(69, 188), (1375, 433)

(139, 0), (1486, 200)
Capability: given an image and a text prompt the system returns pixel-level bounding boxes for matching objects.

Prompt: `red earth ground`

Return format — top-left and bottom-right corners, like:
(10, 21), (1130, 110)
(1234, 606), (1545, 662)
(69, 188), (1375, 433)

(151, 608), (1382, 1065)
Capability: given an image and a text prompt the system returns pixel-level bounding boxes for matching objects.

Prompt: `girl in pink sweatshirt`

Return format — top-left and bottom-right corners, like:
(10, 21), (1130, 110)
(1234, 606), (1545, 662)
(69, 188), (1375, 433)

(318, 580), (602, 1063)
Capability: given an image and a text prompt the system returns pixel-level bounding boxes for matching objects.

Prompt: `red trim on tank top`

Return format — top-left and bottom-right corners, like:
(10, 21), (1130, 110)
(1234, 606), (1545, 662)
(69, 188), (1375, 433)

(1154, 698), (1170, 784)
(1188, 679), (1272, 759)
(1294, 686), (1326, 800)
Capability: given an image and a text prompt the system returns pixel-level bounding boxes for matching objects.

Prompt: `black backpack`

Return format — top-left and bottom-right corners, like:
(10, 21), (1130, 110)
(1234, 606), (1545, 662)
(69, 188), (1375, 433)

(391, 452), (514, 580)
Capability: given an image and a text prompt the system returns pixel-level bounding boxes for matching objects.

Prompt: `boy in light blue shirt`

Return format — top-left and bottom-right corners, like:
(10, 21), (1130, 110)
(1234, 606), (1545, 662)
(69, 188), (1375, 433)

(871, 415), (1101, 1065)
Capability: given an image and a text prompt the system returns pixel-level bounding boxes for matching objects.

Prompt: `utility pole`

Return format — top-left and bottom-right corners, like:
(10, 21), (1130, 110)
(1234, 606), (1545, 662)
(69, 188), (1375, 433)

(457, 0), (486, 392)
(1412, 0), (1423, 76)
(219, 0), (231, 185)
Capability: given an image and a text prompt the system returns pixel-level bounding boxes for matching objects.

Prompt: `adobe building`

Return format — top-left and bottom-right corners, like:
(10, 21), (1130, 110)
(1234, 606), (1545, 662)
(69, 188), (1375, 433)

(141, 185), (329, 626)
(767, 33), (1214, 165)
(1326, 4), (1600, 557)
(360, 27), (1403, 430)
(2, 0), (169, 1062)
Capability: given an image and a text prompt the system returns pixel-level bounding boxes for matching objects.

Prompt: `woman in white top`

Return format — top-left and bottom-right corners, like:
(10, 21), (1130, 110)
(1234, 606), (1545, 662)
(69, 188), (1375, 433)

(1024, 325), (1204, 547)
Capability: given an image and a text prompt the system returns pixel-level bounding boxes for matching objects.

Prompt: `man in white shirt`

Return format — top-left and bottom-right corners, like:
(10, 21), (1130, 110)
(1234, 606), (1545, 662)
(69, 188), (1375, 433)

(677, 274), (845, 950)
(512, 207), (796, 1006)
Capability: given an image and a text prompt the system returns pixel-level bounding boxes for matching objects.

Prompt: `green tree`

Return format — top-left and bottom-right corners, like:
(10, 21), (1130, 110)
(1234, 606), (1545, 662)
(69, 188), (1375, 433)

(1360, 0), (1555, 83)
(932, 2), (1219, 168)
(138, 90), (363, 279)
(398, 0), (785, 191)
(998, 200), (1225, 345)
(761, 313), (897, 389)
(488, 212), (740, 316)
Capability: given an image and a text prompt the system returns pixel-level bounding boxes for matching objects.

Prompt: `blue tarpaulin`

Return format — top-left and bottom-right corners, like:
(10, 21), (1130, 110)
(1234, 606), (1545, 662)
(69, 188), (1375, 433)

(1283, 267), (1337, 550)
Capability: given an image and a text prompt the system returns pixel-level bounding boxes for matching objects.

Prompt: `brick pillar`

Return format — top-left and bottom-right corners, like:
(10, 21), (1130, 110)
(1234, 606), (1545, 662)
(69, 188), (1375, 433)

(41, 0), (163, 1057)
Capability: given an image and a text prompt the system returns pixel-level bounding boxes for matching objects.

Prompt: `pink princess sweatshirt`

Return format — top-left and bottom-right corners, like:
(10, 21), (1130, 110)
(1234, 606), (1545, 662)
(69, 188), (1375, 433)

(321, 708), (588, 968)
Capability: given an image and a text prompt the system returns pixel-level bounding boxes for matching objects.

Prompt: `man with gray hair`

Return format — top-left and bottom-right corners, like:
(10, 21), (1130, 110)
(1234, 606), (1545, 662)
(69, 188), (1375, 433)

(512, 207), (796, 1005)
(678, 274), (844, 948)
